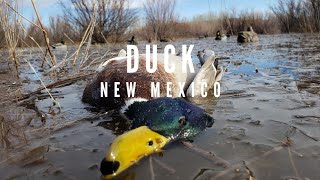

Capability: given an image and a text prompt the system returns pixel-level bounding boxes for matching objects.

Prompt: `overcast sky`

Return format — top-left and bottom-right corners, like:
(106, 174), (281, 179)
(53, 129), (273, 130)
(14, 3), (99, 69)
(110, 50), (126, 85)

(20, 0), (277, 25)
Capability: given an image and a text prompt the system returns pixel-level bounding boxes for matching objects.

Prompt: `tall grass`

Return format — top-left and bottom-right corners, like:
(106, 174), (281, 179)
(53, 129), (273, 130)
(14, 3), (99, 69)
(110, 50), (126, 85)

(0, 0), (102, 124)
(0, 0), (20, 71)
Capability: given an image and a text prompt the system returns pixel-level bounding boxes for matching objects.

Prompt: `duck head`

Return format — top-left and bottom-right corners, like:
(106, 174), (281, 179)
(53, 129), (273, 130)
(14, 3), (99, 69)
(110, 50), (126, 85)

(100, 98), (214, 178)
(123, 98), (214, 139)
(100, 126), (169, 179)
(216, 30), (221, 36)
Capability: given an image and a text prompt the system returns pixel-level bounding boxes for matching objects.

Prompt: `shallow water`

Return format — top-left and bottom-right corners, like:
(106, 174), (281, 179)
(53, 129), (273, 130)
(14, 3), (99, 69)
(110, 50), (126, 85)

(1, 34), (320, 179)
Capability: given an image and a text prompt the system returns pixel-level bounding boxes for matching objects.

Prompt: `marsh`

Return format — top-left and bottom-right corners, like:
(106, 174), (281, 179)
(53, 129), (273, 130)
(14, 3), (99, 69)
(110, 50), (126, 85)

(0, 34), (320, 179)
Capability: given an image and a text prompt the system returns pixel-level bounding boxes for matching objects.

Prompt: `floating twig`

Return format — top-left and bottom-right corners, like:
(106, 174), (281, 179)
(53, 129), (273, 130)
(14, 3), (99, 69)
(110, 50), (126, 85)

(181, 141), (230, 167)
(153, 158), (176, 174)
(213, 146), (283, 179)
(288, 147), (300, 179)
(149, 157), (155, 180)
(24, 58), (60, 108)
(269, 119), (318, 141)
(18, 72), (94, 101)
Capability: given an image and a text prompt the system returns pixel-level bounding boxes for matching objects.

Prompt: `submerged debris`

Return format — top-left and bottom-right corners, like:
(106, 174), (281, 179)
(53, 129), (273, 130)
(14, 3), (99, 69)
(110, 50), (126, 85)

(10, 145), (49, 166)
(220, 125), (246, 140)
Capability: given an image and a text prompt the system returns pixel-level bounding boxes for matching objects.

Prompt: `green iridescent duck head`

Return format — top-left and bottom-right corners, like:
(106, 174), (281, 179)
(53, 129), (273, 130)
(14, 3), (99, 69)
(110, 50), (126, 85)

(123, 97), (214, 140)
(100, 97), (214, 178)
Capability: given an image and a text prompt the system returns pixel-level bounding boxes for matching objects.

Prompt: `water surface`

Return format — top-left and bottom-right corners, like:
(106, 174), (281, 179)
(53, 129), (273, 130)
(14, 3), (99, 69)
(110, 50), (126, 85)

(0, 34), (319, 180)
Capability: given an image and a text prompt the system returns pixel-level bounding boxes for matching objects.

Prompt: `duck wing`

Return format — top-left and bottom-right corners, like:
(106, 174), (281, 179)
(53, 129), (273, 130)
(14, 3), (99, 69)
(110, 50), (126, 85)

(215, 66), (224, 82)
(186, 55), (217, 97)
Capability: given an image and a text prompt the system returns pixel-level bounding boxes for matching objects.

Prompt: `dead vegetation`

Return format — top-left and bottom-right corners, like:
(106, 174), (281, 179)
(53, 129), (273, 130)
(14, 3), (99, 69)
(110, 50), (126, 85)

(143, 0), (177, 41)
(0, 114), (28, 149)
(1, 0), (320, 50)
(0, 0), (20, 70)
(271, 0), (320, 33)
(59, 0), (138, 43)
(0, 0), (108, 150)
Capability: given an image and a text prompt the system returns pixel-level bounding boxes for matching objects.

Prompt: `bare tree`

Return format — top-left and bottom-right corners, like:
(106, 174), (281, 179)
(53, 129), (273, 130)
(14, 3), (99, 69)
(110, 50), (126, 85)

(48, 15), (79, 43)
(306, 0), (320, 32)
(59, 0), (138, 43)
(271, 0), (305, 33)
(24, 19), (49, 47)
(143, 0), (177, 41)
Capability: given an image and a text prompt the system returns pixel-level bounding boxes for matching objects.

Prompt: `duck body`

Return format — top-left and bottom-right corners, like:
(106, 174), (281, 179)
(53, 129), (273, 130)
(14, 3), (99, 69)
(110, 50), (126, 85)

(88, 50), (219, 178)
(237, 26), (259, 43)
(51, 42), (67, 49)
(215, 35), (227, 41)
(127, 36), (138, 45)
(160, 37), (173, 42)
(82, 50), (223, 109)
(82, 53), (197, 109)
(215, 30), (227, 41)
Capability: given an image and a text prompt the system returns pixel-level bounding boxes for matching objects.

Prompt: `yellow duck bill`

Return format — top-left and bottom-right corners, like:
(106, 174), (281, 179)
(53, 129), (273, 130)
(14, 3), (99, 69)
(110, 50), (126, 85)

(100, 126), (169, 179)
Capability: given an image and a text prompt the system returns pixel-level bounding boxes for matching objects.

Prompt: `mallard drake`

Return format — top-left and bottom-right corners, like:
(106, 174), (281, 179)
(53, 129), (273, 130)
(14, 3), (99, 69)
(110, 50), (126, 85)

(82, 49), (223, 109)
(51, 42), (67, 49)
(127, 36), (138, 45)
(237, 26), (259, 43)
(81, 49), (220, 178)
(160, 37), (173, 42)
(100, 97), (214, 178)
(215, 30), (227, 41)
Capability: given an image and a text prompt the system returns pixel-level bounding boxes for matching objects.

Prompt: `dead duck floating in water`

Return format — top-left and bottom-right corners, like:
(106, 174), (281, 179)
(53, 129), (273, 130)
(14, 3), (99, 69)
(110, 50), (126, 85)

(82, 48), (224, 109)
(237, 26), (259, 43)
(81, 49), (219, 178)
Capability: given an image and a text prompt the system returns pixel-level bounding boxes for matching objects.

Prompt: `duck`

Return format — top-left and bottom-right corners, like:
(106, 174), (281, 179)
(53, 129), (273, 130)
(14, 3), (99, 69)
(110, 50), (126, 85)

(226, 31), (231, 37)
(81, 49), (221, 178)
(127, 36), (138, 45)
(215, 30), (227, 41)
(51, 40), (67, 49)
(100, 97), (214, 178)
(237, 26), (259, 43)
(82, 49), (224, 109)
(160, 37), (173, 42)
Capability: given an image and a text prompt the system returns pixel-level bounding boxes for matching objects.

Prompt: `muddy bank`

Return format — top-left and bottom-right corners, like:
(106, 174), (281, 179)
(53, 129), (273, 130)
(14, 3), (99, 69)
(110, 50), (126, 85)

(0, 34), (320, 179)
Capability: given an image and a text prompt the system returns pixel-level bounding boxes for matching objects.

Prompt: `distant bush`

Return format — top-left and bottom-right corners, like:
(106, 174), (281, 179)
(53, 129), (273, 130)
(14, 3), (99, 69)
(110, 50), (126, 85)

(59, 0), (138, 43)
(4, 0), (320, 50)
(271, 0), (320, 33)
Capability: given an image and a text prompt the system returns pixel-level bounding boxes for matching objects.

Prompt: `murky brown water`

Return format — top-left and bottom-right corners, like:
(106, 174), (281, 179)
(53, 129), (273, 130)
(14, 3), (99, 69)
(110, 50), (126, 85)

(1, 34), (320, 179)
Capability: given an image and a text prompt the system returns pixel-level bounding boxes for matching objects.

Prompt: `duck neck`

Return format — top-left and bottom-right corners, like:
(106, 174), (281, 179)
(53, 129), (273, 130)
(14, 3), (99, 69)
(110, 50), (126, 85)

(120, 98), (148, 114)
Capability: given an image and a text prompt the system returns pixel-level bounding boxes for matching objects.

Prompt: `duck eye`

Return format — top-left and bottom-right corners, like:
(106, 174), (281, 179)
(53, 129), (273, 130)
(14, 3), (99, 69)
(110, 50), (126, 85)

(178, 116), (186, 126)
(148, 140), (153, 146)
